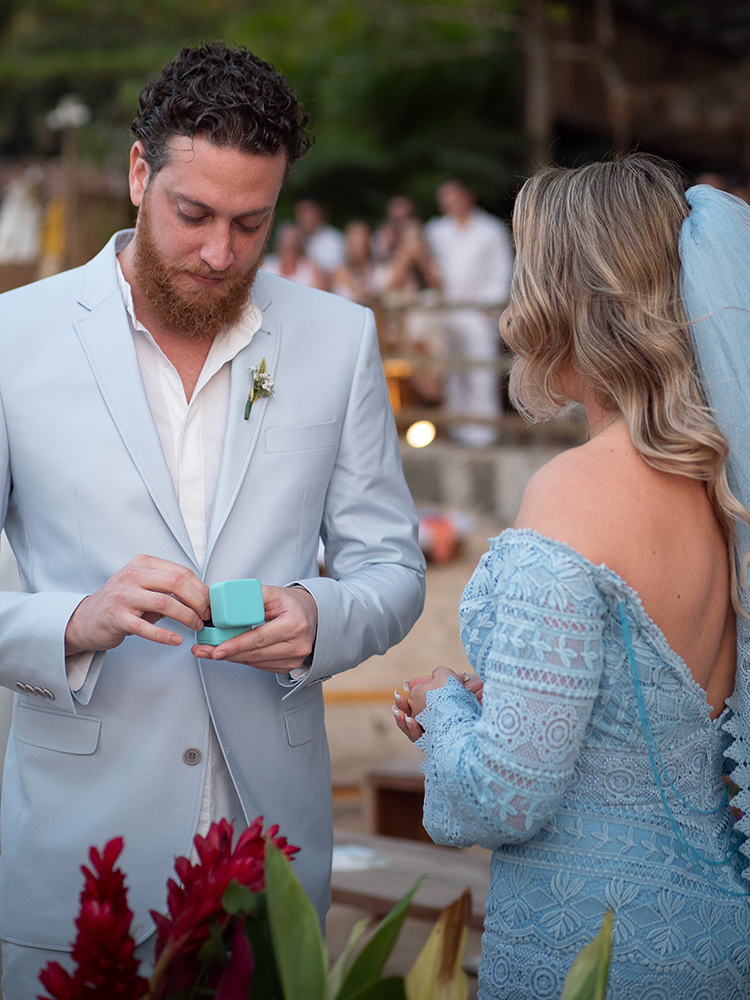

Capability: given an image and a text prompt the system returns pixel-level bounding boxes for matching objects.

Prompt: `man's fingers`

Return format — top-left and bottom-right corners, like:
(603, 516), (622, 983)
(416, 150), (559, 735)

(205, 616), (312, 662)
(126, 615), (183, 646)
(190, 586), (317, 673)
(191, 643), (296, 673)
(129, 565), (210, 619)
(130, 589), (206, 632)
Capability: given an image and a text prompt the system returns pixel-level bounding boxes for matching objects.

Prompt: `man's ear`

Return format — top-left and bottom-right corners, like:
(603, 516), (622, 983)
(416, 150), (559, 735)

(128, 142), (151, 208)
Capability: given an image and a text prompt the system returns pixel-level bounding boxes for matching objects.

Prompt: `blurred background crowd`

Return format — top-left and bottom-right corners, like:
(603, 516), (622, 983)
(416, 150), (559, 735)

(4, 3), (750, 985)
(4, 0), (750, 455)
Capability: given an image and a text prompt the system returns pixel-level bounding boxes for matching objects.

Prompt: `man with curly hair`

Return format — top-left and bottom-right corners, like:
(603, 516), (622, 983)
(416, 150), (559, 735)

(0, 43), (424, 994)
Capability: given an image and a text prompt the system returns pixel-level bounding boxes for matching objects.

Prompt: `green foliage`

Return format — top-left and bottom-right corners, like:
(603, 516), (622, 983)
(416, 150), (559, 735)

(560, 911), (613, 1000)
(404, 890), (470, 1000)
(327, 918), (371, 1000)
(264, 842), (424, 1000)
(264, 841), (329, 1000)
(345, 979), (407, 1000)
(335, 876), (423, 998)
(0, 0), (523, 218)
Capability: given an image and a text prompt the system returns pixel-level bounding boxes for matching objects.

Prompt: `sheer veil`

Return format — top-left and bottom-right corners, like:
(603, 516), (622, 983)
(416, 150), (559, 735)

(680, 184), (750, 864)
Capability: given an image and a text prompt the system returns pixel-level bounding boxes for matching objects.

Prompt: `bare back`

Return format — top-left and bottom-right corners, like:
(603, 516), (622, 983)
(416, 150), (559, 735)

(515, 419), (736, 719)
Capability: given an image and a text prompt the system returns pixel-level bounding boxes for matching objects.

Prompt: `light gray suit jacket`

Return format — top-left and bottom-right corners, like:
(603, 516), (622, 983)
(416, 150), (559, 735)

(0, 233), (425, 949)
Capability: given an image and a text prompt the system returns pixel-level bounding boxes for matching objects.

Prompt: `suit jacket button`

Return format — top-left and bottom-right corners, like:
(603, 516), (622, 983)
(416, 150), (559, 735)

(15, 682), (25, 692)
(42, 689), (55, 700)
(183, 747), (202, 765)
(32, 687), (45, 697)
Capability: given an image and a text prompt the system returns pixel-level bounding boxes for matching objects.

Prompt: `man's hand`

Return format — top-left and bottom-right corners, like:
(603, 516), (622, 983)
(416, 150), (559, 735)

(193, 587), (318, 674)
(192, 585), (318, 675)
(65, 554), (211, 655)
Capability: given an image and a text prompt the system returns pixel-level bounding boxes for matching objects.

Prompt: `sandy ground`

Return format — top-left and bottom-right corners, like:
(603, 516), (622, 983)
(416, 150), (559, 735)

(324, 516), (505, 789)
(325, 517), (509, 995)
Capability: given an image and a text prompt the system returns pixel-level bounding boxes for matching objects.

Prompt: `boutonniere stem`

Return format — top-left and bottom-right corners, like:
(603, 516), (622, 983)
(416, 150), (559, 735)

(244, 357), (275, 419)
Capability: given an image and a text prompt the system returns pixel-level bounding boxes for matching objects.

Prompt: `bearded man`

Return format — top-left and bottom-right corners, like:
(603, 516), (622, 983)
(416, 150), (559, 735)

(0, 43), (424, 996)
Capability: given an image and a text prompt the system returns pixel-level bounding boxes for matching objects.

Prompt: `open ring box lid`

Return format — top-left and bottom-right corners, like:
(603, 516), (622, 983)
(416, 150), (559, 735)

(196, 578), (265, 646)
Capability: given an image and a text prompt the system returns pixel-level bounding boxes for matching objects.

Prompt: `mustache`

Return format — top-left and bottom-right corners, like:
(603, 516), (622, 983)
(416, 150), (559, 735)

(177, 264), (241, 281)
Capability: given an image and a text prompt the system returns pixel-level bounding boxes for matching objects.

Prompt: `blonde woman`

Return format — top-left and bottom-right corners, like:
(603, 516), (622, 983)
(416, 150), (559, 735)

(394, 155), (750, 998)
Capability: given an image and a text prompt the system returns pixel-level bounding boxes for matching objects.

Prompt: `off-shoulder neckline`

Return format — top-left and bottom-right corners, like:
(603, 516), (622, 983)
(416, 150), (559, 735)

(485, 526), (722, 725)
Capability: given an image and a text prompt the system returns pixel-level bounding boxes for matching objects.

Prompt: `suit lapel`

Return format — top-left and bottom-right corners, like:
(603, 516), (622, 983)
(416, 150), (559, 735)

(74, 236), (197, 568)
(205, 276), (282, 566)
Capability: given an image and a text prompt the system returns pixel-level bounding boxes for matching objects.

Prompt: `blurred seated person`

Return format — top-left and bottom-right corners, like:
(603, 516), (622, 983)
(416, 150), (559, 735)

(374, 219), (444, 405)
(372, 195), (419, 263)
(262, 221), (327, 290)
(332, 221), (376, 304)
(294, 197), (345, 287)
(374, 218), (441, 298)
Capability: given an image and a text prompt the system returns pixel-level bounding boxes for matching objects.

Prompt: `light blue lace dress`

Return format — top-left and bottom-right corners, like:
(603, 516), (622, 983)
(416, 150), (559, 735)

(416, 529), (750, 999)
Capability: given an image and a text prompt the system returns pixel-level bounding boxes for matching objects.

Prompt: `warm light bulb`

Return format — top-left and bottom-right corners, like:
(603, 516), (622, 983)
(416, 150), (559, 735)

(406, 420), (436, 448)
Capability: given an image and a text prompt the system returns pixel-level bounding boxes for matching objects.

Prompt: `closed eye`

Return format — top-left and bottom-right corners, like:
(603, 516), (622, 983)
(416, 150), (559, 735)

(177, 210), (207, 225)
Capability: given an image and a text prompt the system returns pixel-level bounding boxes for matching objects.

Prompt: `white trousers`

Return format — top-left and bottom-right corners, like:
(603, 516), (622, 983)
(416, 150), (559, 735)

(444, 309), (500, 447)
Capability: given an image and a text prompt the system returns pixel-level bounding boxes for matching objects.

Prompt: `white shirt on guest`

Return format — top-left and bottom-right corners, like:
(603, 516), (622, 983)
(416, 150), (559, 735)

(305, 224), (345, 273)
(425, 207), (513, 306)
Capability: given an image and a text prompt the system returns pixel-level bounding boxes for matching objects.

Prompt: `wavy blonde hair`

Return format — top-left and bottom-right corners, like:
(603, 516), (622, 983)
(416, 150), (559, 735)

(504, 153), (750, 608)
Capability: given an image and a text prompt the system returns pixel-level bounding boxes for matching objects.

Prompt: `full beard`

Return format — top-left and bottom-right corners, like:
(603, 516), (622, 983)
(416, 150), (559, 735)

(133, 204), (264, 339)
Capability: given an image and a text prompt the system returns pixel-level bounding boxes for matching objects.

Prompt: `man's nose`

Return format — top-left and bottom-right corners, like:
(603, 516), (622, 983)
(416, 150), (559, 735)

(200, 225), (234, 272)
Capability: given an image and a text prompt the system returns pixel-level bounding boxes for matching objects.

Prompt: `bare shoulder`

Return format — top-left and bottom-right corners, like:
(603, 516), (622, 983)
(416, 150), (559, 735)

(515, 437), (614, 565)
(514, 420), (696, 570)
(516, 419), (732, 706)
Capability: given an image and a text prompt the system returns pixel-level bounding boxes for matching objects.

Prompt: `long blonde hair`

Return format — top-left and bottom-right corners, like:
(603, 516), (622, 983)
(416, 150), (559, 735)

(504, 153), (750, 608)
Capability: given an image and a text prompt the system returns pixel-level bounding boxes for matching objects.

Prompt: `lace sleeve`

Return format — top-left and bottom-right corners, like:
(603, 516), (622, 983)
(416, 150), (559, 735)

(416, 533), (606, 849)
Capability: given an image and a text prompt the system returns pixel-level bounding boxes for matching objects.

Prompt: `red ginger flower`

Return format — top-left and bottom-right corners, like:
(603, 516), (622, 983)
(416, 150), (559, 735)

(38, 837), (149, 1000)
(149, 817), (298, 999)
(214, 920), (255, 999)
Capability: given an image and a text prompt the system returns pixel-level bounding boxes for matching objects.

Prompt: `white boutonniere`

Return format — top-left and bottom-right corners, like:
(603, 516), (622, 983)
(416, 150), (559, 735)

(244, 357), (275, 419)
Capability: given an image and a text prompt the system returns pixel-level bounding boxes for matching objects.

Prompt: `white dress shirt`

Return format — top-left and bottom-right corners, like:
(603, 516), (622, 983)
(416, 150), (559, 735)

(115, 245), (261, 840)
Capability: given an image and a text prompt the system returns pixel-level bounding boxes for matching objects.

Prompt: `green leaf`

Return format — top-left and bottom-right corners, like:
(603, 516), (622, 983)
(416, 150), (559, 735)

(560, 911), (613, 1000)
(404, 890), (470, 1000)
(243, 894), (284, 1000)
(196, 918), (228, 967)
(265, 841), (328, 1000)
(336, 878), (424, 1000)
(345, 976), (407, 1000)
(221, 878), (258, 916)
(327, 917), (371, 1000)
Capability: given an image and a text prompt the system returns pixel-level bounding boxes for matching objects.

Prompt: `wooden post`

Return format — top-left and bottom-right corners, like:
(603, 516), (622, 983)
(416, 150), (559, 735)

(523, 0), (554, 169)
(61, 122), (80, 269)
(595, 0), (633, 154)
(46, 96), (89, 269)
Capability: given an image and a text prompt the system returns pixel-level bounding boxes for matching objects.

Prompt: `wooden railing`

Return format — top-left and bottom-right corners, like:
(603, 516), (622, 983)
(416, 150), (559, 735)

(373, 297), (586, 445)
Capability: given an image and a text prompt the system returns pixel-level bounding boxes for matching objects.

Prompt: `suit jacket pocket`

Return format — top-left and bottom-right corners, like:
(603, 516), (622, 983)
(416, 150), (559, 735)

(14, 703), (101, 754)
(284, 702), (325, 747)
(265, 421), (335, 453)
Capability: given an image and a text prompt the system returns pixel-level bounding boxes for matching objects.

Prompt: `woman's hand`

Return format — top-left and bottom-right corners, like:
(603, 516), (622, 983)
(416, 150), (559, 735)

(392, 668), (484, 742)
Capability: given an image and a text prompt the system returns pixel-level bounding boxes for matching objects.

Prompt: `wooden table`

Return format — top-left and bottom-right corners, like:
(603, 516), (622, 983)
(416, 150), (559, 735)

(331, 829), (491, 931)
(363, 755), (427, 842)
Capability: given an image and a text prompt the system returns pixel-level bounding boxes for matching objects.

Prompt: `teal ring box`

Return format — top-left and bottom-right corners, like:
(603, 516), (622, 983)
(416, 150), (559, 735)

(196, 578), (265, 646)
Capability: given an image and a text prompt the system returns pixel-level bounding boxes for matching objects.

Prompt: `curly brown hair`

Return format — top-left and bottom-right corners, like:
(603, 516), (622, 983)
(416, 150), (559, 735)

(132, 41), (311, 177)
